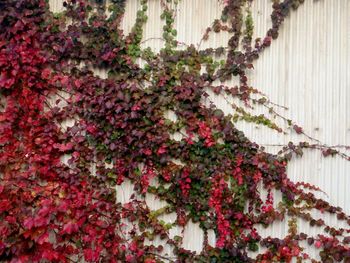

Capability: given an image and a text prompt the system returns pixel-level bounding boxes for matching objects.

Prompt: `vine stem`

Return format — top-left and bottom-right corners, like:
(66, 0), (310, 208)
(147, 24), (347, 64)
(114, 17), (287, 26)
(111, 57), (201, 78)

(145, 252), (177, 262)
(261, 103), (322, 143)
(140, 37), (189, 48)
(262, 143), (350, 160)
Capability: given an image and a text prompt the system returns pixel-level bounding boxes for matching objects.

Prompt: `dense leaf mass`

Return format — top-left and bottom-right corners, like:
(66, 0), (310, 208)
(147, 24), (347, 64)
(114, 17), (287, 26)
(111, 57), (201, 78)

(0, 0), (349, 262)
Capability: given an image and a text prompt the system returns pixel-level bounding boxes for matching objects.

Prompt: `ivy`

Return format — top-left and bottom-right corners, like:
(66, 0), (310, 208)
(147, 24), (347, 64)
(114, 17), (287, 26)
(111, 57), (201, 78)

(0, 0), (349, 262)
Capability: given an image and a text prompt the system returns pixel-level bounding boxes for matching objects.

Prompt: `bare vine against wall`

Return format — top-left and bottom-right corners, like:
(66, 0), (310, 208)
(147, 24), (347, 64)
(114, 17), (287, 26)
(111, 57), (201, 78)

(0, 0), (350, 262)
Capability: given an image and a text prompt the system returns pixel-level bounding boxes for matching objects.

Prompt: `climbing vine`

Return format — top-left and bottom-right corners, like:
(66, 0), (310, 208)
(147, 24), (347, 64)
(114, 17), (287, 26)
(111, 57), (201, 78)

(0, 0), (349, 262)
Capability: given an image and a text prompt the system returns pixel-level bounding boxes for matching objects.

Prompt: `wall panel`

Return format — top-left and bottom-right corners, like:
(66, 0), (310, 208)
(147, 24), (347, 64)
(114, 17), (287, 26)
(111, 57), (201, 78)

(48, 0), (350, 260)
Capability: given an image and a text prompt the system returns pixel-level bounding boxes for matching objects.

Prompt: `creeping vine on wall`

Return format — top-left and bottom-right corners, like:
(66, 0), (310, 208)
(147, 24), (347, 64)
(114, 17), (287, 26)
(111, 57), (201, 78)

(0, 0), (350, 262)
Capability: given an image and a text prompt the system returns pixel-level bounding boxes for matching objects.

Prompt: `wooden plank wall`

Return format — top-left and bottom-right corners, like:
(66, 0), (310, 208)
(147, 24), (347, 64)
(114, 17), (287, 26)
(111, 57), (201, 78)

(48, 0), (350, 260)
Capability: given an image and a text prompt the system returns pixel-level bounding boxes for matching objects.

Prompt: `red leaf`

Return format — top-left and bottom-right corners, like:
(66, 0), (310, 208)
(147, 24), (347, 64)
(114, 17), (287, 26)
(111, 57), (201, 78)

(37, 232), (49, 245)
(53, 142), (73, 152)
(0, 200), (11, 213)
(23, 218), (34, 230)
(84, 248), (101, 262)
(72, 151), (80, 158)
(62, 222), (79, 234)
(61, 75), (69, 86)
(74, 79), (82, 88)
(41, 68), (51, 79)
(315, 240), (322, 248)
(293, 125), (303, 134)
(42, 249), (60, 261)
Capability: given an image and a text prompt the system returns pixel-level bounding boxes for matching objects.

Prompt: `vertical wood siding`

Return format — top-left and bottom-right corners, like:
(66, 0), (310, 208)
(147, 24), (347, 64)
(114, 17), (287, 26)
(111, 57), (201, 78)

(49, 0), (350, 260)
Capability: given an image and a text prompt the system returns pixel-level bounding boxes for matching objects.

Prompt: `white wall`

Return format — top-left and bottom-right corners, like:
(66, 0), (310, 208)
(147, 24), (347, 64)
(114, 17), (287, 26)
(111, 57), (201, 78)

(49, 0), (350, 261)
